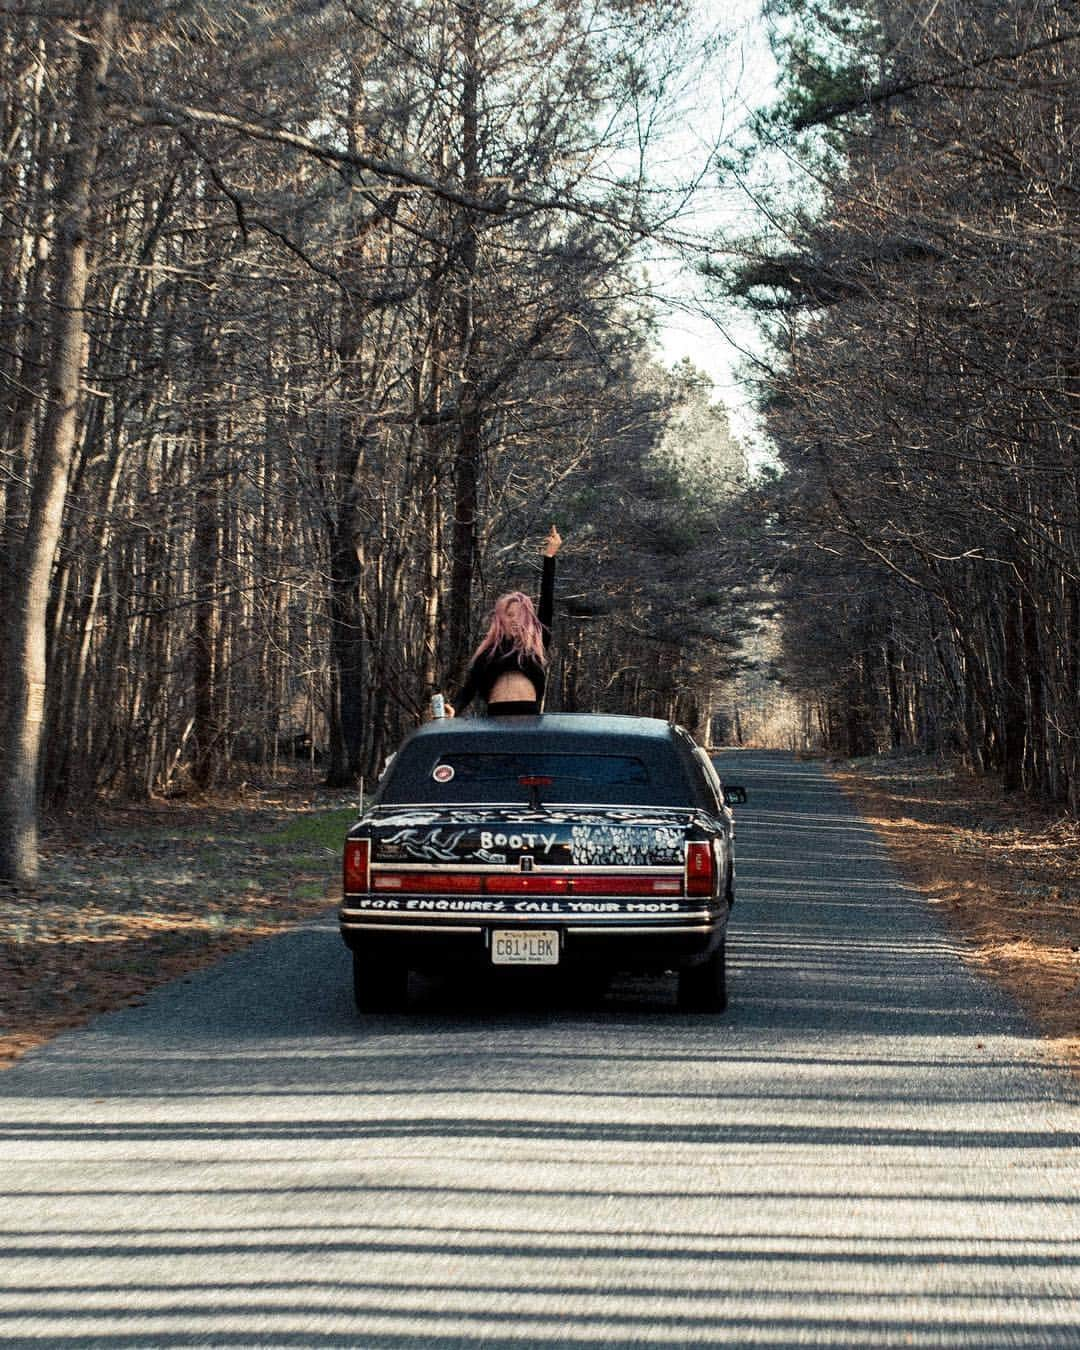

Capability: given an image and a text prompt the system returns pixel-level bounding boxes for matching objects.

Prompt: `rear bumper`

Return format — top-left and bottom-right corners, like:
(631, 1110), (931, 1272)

(339, 901), (725, 972)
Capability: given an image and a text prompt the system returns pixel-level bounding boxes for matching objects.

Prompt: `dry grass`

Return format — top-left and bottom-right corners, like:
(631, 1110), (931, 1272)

(0, 785), (357, 1069)
(832, 756), (1080, 1075)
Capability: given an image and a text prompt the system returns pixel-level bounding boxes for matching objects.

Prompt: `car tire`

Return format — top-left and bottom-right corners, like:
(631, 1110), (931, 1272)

(352, 949), (409, 1013)
(677, 934), (727, 1013)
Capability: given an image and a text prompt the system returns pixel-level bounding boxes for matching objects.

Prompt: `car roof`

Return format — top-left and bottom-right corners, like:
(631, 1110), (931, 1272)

(407, 713), (681, 751)
(373, 714), (711, 809)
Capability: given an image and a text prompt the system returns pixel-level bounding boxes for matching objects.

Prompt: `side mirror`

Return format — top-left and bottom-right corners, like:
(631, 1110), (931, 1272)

(723, 785), (747, 806)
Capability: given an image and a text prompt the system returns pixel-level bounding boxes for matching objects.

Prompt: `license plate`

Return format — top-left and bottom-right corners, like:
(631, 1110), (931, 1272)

(491, 929), (559, 965)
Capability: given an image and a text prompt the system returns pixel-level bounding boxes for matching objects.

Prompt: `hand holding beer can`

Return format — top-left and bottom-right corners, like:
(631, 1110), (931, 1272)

(430, 693), (446, 719)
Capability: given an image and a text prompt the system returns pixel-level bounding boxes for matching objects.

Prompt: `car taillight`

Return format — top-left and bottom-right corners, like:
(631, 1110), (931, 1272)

(685, 841), (715, 897)
(572, 875), (682, 896)
(373, 871), (483, 893)
(360, 871), (684, 896)
(485, 875), (571, 895)
(343, 839), (370, 893)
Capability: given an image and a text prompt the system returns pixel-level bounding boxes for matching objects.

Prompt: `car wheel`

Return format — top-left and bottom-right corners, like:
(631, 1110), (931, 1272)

(352, 949), (409, 1013)
(677, 935), (727, 1013)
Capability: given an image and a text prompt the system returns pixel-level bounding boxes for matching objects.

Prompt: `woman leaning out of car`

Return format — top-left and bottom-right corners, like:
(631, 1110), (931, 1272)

(442, 525), (562, 718)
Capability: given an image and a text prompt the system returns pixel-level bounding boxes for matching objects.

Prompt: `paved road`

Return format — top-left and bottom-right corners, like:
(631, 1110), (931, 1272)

(1, 751), (1077, 1348)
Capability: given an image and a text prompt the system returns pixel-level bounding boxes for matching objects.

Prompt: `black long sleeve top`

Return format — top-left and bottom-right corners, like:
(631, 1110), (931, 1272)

(453, 555), (556, 713)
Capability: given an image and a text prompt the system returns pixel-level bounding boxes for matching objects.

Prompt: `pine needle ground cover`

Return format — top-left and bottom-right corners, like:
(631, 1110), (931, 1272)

(835, 757), (1080, 1077)
(0, 789), (357, 1067)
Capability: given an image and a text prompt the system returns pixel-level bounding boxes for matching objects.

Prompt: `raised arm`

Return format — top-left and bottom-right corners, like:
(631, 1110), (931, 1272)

(538, 524), (561, 633)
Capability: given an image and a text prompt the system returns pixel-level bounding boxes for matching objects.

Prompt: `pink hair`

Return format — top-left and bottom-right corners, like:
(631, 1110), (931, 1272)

(471, 591), (547, 667)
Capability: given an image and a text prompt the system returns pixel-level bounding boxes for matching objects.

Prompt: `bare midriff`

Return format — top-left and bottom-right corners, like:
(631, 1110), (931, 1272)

(488, 671), (538, 703)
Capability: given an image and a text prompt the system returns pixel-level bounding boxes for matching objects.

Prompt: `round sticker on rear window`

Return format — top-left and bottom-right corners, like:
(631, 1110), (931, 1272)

(432, 764), (455, 783)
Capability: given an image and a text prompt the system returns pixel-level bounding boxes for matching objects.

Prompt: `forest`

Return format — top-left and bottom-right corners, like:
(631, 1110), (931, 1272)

(733, 0), (1080, 807)
(2, 0), (1078, 888)
(0, 0), (751, 885)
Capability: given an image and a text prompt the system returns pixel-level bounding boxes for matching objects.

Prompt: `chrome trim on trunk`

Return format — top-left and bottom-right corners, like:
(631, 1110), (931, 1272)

(369, 862), (685, 874)
(340, 907), (716, 924)
(344, 922), (484, 934)
(572, 924), (716, 936)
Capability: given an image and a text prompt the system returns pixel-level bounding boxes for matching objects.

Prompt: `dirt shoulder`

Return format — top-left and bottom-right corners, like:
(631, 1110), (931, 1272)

(0, 784), (357, 1069)
(832, 755), (1080, 1075)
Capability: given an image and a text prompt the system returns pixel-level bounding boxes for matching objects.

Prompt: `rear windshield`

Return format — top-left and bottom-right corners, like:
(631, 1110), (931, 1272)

(378, 745), (687, 806)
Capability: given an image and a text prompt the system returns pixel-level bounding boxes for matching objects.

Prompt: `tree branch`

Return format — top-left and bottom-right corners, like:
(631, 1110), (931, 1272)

(795, 29), (1080, 130)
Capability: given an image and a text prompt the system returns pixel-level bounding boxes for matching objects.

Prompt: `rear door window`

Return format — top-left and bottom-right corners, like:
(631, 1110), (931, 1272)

(379, 747), (684, 805)
(445, 752), (647, 790)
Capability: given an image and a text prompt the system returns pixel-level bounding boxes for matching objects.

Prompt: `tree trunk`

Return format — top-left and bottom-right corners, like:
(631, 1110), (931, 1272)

(325, 515), (366, 787)
(446, 3), (482, 680)
(0, 1), (118, 885)
(420, 434), (443, 696)
(1020, 583), (1046, 796)
(191, 418), (220, 790)
(0, 45), (54, 719)
(1000, 586), (1026, 793)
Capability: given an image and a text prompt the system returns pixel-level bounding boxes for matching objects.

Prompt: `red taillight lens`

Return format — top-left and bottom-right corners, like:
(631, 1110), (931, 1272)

(486, 875), (570, 895)
(343, 839), (370, 893)
(685, 841), (715, 897)
(572, 875), (682, 896)
(348, 865), (690, 897)
(373, 871), (483, 893)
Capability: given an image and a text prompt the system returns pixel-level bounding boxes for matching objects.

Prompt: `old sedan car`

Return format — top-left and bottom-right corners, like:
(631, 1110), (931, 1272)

(340, 714), (746, 1013)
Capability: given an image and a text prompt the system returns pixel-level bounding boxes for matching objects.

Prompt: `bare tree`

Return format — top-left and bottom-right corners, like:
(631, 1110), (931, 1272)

(0, 1), (119, 885)
(735, 0), (1080, 802)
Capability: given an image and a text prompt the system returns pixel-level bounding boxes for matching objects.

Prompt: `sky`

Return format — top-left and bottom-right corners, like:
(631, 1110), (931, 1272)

(648, 0), (780, 453)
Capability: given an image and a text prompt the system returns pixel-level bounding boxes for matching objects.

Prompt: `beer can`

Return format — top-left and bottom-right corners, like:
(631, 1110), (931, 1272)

(430, 693), (446, 719)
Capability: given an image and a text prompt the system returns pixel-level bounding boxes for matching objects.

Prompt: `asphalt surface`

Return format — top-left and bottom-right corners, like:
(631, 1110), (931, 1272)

(1, 750), (1077, 1348)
